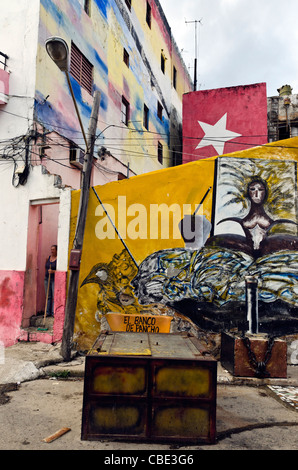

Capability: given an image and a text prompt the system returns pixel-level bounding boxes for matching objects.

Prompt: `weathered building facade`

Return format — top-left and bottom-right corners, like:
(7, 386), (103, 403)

(268, 85), (298, 142)
(0, 0), (192, 347)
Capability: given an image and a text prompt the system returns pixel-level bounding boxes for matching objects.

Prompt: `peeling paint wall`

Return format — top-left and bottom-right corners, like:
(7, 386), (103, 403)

(0, 0), (192, 346)
(35, 0), (192, 175)
(268, 91), (298, 141)
(0, 0), (40, 139)
(0, 272), (25, 347)
(0, 165), (71, 346)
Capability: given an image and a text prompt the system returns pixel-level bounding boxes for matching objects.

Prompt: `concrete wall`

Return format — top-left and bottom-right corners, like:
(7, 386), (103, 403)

(0, 0), (192, 346)
(0, 0), (40, 139)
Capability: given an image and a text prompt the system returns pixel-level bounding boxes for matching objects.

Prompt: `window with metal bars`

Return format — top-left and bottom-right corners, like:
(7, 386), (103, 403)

(70, 42), (93, 95)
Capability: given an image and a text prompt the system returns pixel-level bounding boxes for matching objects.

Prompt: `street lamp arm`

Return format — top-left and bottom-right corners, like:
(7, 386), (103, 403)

(45, 37), (89, 152)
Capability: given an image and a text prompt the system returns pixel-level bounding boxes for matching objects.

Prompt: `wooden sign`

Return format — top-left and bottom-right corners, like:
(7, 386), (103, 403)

(105, 313), (172, 333)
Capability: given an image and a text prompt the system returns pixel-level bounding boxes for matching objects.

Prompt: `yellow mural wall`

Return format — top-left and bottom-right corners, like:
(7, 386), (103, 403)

(70, 138), (298, 349)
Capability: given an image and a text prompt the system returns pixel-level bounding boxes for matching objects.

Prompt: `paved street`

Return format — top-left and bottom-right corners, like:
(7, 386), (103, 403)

(0, 342), (298, 452)
(1, 378), (298, 451)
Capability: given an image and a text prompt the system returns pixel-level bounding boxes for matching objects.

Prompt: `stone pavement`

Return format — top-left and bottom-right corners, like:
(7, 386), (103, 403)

(1, 340), (298, 450)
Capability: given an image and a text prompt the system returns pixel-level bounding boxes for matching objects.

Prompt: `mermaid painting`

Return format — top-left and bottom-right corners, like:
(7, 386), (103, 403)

(206, 178), (298, 258)
(130, 159), (298, 332)
(80, 157), (298, 334)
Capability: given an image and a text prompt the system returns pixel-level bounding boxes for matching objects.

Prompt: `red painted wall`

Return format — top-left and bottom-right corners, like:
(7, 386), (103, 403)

(0, 270), (67, 346)
(182, 83), (268, 163)
(0, 271), (25, 347)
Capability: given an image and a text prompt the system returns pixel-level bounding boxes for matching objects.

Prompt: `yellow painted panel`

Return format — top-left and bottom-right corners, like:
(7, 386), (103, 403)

(92, 405), (144, 434)
(73, 159), (215, 350)
(153, 406), (210, 438)
(155, 366), (210, 397)
(93, 366), (146, 395)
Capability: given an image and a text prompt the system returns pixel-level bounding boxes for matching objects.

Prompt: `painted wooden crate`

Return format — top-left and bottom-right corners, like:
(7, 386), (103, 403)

(81, 332), (217, 444)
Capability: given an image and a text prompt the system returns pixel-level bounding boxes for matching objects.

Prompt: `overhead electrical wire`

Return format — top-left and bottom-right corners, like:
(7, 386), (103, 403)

(0, 106), (285, 148)
(1, 110), (298, 177)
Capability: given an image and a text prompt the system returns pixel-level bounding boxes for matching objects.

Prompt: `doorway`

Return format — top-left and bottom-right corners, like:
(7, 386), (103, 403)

(22, 200), (59, 328)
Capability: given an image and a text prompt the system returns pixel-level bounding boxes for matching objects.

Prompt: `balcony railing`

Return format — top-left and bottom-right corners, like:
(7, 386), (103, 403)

(0, 52), (9, 71)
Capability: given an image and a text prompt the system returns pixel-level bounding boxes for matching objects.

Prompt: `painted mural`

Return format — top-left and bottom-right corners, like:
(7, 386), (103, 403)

(71, 141), (298, 350)
(35, 0), (192, 176)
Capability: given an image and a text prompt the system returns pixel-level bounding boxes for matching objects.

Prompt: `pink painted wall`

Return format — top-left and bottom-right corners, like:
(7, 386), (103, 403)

(183, 83), (268, 163)
(0, 271), (25, 347)
(0, 204), (66, 346)
(0, 270), (67, 346)
(53, 271), (67, 343)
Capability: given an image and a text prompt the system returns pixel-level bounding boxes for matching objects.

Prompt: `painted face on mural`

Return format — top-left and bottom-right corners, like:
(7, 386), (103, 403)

(248, 181), (266, 205)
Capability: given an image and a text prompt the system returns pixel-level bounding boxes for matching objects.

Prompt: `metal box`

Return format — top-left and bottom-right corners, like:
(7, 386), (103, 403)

(221, 332), (287, 378)
(69, 249), (82, 270)
(81, 332), (217, 445)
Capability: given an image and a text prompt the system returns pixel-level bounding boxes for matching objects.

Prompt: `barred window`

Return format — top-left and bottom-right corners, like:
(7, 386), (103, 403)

(70, 42), (93, 95)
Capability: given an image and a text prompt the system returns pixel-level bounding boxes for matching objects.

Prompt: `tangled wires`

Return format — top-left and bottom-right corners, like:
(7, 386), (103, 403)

(0, 132), (33, 187)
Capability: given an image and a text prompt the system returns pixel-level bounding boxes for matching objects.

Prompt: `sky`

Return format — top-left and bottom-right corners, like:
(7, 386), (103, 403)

(159, 0), (298, 97)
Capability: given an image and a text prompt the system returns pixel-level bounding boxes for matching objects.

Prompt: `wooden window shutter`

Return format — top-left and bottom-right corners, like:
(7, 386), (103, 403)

(70, 42), (93, 95)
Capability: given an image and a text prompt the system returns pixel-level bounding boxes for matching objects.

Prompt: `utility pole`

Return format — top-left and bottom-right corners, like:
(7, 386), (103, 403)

(61, 90), (101, 361)
(185, 19), (203, 91)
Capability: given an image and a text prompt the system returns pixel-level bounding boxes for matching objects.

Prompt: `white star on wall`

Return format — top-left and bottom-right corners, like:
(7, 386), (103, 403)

(196, 113), (242, 155)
